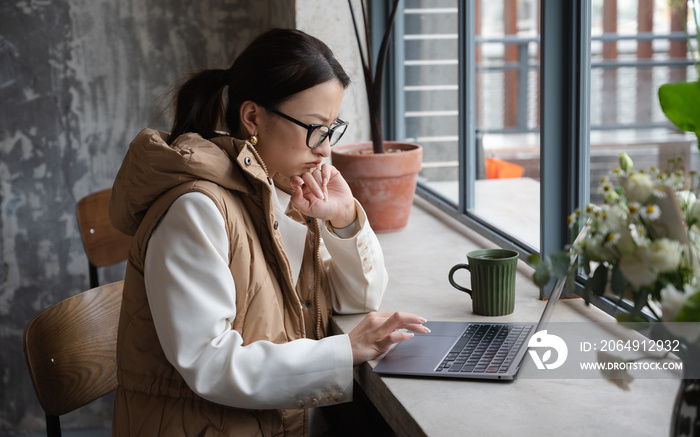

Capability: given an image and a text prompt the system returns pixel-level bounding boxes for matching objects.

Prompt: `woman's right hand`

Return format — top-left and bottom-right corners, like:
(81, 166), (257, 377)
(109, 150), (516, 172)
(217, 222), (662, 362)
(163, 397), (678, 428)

(347, 312), (430, 366)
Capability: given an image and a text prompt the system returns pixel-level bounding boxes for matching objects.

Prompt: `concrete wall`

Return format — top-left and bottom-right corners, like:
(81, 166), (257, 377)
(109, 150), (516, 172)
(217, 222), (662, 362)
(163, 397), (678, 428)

(296, 0), (371, 146)
(0, 0), (297, 433)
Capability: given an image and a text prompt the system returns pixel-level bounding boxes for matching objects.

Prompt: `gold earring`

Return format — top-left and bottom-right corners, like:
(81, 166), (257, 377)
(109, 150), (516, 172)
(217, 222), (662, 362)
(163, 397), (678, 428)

(248, 135), (258, 146)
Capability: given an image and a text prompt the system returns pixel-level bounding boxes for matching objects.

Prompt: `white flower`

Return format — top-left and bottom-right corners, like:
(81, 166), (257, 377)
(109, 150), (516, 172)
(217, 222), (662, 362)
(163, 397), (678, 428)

(605, 232), (621, 246)
(645, 238), (682, 273)
(685, 243), (700, 276)
(599, 181), (614, 195)
(670, 171), (686, 189)
(676, 190), (696, 211)
(660, 284), (686, 321)
(629, 224), (649, 247)
(618, 152), (634, 173)
(661, 285), (700, 342)
(626, 173), (655, 204)
(640, 204), (661, 221)
(652, 185), (667, 199)
(603, 204), (627, 232)
(604, 190), (620, 204)
(627, 202), (642, 217)
(619, 251), (657, 287)
(677, 190), (697, 223)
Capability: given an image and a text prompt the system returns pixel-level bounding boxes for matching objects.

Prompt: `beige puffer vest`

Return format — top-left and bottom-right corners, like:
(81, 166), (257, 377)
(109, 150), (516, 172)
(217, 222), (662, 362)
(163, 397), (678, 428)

(110, 130), (331, 436)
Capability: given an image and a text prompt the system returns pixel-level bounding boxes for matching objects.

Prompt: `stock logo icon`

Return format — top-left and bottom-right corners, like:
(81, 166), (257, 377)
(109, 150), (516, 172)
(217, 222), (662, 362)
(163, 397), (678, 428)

(527, 330), (568, 370)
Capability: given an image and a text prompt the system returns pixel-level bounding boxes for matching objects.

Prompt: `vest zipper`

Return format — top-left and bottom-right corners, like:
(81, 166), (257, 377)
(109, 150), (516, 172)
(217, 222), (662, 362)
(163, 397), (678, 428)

(313, 219), (323, 339)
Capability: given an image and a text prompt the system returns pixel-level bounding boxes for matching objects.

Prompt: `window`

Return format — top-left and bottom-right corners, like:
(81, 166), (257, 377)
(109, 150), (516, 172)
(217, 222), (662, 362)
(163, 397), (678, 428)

(399, 1), (460, 202)
(391, 0), (698, 304)
(397, 0), (543, 254)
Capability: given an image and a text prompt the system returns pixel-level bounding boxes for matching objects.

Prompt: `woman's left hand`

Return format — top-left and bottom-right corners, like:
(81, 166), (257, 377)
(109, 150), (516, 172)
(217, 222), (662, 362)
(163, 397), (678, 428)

(289, 163), (356, 228)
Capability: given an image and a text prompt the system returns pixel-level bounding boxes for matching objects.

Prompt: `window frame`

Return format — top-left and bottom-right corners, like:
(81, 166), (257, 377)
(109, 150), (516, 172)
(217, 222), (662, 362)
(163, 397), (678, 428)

(384, 0), (632, 315)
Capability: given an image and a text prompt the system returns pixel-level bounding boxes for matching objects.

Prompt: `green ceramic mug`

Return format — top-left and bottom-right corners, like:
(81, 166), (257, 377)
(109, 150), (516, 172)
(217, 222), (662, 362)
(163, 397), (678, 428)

(448, 249), (519, 316)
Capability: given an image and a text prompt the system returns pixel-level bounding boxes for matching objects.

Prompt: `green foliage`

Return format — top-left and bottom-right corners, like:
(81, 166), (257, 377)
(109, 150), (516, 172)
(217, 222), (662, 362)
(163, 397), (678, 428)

(659, 0), (700, 146)
(658, 80), (700, 143)
(527, 254), (551, 288)
(678, 291), (700, 322)
(587, 264), (608, 297)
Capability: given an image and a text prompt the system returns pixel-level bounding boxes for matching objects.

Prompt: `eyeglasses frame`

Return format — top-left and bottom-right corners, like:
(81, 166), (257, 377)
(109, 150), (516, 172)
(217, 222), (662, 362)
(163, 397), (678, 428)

(263, 105), (348, 149)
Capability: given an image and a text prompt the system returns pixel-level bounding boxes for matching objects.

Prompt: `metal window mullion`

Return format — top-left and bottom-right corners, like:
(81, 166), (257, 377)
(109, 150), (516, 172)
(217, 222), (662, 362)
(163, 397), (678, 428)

(578, 2), (592, 218)
(575, 2), (627, 317)
(516, 42), (530, 131)
(369, 0), (397, 142)
(389, 0), (405, 141)
(539, 0), (589, 299)
(459, 0), (476, 213)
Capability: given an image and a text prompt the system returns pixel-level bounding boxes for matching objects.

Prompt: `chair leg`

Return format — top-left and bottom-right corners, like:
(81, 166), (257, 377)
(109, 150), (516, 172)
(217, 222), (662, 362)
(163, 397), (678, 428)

(46, 413), (61, 437)
(89, 263), (99, 289)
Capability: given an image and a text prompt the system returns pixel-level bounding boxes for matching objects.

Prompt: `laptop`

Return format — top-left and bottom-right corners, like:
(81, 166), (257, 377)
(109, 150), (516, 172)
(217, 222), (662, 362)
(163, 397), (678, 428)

(373, 272), (567, 381)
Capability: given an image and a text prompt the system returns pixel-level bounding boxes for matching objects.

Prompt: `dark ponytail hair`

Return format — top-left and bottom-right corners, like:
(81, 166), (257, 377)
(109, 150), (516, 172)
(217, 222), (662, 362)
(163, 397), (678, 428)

(169, 28), (350, 143)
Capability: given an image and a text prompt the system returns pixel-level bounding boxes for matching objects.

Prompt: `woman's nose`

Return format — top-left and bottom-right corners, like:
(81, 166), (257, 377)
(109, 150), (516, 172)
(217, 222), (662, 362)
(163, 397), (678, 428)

(314, 140), (331, 158)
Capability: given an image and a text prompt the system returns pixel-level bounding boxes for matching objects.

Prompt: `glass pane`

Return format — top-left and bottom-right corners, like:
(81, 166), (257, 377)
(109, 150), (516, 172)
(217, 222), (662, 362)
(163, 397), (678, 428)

(405, 0), (542, 250)
(402, 0), (460, 200)
(588, 0), (699, 205)
(472, 0), (541, 250)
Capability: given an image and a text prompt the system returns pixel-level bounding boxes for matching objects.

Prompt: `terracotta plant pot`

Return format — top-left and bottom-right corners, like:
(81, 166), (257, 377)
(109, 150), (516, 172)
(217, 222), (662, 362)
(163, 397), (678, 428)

(331, 141), (422, 233)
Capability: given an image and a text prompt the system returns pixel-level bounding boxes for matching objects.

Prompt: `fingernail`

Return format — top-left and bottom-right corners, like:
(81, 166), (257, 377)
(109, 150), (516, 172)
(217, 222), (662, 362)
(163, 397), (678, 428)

(420, 317), (427, 323)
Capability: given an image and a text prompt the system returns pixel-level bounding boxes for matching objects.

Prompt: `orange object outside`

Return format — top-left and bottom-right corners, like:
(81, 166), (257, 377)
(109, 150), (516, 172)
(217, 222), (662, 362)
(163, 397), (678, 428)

(485, 157), (524, 179)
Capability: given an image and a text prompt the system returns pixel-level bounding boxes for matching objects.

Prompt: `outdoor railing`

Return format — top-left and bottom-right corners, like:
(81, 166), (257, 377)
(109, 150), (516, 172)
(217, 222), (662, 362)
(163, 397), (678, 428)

(475, 32), (697, 134)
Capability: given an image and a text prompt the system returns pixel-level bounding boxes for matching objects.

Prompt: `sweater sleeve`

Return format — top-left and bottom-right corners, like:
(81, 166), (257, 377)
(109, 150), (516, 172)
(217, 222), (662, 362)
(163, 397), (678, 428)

(144, 192), (353, 410)
(321, 200), (389, 314)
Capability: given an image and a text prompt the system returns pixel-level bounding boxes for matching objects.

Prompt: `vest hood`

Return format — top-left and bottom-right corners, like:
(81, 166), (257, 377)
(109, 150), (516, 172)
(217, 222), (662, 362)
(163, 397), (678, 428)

(110, 129), (261, 236)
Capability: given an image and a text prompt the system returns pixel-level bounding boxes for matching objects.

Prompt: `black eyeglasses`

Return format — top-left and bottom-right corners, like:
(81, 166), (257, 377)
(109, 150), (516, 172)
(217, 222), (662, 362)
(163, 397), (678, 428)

(264, 106), (349, 149)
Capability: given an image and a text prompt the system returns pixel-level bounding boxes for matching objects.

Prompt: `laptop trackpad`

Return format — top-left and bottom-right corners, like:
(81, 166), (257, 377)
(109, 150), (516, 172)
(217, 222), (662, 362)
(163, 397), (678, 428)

(374, 334), (455, 374)
(388, 335), (455, 357)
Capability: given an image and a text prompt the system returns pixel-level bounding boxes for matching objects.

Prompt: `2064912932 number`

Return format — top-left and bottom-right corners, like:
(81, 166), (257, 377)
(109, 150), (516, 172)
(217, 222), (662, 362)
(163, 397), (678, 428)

(597, 339), (681, 353)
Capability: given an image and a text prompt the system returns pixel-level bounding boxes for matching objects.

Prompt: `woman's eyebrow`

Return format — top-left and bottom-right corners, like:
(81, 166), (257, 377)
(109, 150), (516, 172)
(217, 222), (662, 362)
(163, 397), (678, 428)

(306, 112), (338, 124)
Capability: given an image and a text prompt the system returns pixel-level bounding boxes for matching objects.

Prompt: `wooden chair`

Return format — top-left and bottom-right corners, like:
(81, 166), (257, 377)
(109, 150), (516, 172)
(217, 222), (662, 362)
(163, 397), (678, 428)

(23, 281), (123, 437)
(76, 188), (132, 288)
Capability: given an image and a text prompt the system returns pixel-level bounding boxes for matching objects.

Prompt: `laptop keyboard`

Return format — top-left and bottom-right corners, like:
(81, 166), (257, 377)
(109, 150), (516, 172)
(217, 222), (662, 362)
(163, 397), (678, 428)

(436, 324), (533, 374)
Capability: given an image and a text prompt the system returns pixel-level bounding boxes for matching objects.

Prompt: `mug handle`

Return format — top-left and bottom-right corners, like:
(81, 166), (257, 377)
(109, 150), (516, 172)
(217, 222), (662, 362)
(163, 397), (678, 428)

(448, 264), (472, 296)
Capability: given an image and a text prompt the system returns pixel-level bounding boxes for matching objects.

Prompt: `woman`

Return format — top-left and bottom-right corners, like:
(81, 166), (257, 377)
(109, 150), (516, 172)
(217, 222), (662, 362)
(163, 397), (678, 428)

(109, 28), (428, 436)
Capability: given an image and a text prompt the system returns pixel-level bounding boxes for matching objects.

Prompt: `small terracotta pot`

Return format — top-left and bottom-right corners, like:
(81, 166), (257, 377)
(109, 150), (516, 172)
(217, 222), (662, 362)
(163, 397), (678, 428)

(331, 141), (422, 232)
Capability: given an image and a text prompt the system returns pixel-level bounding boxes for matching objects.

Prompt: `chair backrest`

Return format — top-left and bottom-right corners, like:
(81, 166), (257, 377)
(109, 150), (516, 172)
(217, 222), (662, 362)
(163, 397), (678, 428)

(23, 281), (123, 426)
(76, 188), (132, 287)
